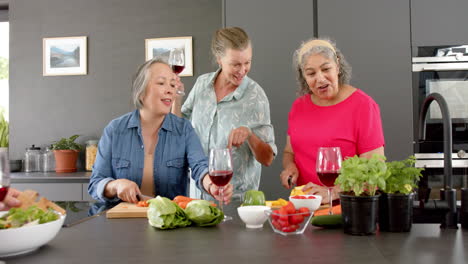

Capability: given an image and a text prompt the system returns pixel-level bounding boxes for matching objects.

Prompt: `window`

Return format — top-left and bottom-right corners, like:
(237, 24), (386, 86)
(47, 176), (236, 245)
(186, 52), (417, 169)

(0, 21), (8, 120)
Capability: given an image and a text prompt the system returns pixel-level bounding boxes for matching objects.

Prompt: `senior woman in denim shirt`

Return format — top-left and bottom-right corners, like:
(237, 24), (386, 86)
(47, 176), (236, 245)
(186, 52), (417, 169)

(88, 58), (233, 204)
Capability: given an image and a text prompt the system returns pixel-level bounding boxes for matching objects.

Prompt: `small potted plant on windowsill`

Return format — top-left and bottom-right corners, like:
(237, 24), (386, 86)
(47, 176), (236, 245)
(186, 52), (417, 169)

(379, 156), (424, 232)
(335, 154), (390, 235)
(0, 108), (8, 153)
(51, 135), (82, 173)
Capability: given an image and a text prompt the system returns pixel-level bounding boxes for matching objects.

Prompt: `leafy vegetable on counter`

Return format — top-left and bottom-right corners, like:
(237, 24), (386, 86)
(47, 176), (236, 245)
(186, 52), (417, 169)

(147, 196), (191, 229)
(0, 206), (59, 229)
(242, 190), (266, 206)
(184, 200), (224, 226)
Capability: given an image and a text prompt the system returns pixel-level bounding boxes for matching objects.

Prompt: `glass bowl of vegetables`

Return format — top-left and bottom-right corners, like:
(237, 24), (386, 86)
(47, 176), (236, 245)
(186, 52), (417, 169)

(265, 201), (313, 235)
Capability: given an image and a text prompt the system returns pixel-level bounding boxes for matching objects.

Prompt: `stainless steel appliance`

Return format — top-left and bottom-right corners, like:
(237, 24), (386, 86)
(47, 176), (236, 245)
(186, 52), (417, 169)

(413, 45), (468, 191)
(413, 45), (468, 152)
(412, 46), (468, 227)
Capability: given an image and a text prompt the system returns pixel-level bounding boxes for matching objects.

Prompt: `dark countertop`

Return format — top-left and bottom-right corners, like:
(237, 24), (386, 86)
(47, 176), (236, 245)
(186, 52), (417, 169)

(11, 171), (91, 183)
(3, 202), (468, 264)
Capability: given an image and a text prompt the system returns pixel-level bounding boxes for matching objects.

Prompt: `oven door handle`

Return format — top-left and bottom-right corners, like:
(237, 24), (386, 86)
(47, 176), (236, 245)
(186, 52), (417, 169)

(413, 62), (468, 72)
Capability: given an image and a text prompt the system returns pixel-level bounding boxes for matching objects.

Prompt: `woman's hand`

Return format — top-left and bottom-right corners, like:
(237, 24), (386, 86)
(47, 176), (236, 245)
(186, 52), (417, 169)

(209, 183), (233, 205)
(302, 182), (340, 205)
(174, 75), (185, 97)
(280, 164), (299, 189)
(0, 188), (21, 211)
(106, 179), (141, 204)
(227, 126), (252, 148)
(203, 175), (233, 205)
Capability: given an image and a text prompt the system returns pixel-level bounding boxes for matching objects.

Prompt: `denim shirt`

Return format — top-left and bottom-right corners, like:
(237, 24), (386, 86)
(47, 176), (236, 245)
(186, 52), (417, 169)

(88, 110), (208, 202)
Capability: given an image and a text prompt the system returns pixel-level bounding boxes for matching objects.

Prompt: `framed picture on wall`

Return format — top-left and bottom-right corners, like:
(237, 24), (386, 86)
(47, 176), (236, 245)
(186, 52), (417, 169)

(145, 36), (193, 77)
(43, 36), (87, 76)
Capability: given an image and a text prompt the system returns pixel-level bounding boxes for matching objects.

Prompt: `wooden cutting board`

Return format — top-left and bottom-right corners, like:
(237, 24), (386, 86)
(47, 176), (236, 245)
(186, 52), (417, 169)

(106, 202), (149, 219)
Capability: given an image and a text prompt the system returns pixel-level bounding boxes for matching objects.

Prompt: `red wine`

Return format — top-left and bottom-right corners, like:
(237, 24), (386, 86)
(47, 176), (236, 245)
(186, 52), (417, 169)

(0, 185), (9, 201)
(209, 170), (233, 187)
(172, 65), (185, 74)
(317, 172), (339, 187)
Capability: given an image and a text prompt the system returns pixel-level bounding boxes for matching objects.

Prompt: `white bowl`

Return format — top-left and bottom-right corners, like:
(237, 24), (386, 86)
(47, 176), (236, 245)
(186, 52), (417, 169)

(0, 211), (66, 257)
(289, 194), (322, 211)
(237, 205), (270, 228)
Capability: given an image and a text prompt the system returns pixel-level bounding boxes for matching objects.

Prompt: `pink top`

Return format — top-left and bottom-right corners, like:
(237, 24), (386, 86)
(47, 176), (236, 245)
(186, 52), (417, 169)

(287, 89), (385, 186)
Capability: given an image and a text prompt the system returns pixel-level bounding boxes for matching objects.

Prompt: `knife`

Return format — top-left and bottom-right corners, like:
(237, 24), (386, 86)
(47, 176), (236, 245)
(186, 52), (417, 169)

(136, 194), (154, 202)
(288, 176), (296, 189)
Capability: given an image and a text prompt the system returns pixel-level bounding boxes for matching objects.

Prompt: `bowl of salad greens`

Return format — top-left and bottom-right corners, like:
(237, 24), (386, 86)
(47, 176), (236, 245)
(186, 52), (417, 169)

(0, 206), (66, 257)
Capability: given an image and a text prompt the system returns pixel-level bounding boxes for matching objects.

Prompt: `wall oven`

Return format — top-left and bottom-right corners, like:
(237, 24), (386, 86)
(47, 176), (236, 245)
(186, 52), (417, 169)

(412, 45), (468, 199)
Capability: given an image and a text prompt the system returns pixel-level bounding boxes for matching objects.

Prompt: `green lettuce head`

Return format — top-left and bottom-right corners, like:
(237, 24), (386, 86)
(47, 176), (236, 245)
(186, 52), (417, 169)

(184, 200), (224, 226)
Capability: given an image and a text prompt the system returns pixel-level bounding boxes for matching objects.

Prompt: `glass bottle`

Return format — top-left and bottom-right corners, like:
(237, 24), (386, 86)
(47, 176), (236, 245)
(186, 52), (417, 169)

(24, 145), (41, 172)
(41, 147), (55, 172)
(86, 140), (99, 171)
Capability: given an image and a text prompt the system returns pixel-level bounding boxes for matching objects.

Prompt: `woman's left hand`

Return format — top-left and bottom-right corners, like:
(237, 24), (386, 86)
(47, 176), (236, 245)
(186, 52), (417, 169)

(227, 126), (252, 148)
(302, 182), (341, 205)
(209, 183), (233, 205)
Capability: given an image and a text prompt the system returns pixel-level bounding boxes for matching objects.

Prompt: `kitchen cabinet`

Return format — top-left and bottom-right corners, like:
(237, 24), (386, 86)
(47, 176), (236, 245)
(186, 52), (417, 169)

(411, 0), (468, 46)
(317, 0), (413, 161)
(11, 171), (95, 201)
(11, 183), (86, 201)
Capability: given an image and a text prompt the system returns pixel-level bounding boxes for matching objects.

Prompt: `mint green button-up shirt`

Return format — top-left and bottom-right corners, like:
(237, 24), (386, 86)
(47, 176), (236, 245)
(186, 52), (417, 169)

(182, 70), (277, 201)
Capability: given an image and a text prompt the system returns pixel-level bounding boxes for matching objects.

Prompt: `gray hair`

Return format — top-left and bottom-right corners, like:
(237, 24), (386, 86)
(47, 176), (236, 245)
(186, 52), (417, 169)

(293, 38), (352, 96)
(132, 58), (168, 109)
(211, 27), (251, 60)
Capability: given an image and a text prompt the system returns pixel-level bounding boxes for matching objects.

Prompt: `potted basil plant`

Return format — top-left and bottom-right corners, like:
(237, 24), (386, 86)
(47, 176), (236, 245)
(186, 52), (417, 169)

(51, 135), (82, 173)
(379, 156), (424, 232)
(335, 154), (390, 235)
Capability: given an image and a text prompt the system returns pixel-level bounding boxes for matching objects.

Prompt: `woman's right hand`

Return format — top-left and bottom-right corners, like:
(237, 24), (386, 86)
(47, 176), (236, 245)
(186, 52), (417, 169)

(0, 188), (21, 211)
(106, 179), (141, 204)
(280, 164), (299, 189)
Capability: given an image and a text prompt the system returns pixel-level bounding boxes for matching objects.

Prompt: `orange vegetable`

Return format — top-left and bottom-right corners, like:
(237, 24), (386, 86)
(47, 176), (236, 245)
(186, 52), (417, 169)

(173, 195), (193, 203)
(314, 205), (341, 216)
(136, 201), (149, 207)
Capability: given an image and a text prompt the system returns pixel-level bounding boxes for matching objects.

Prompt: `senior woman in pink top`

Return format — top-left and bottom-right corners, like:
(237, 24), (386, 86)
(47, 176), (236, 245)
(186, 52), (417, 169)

(280, 38), (385, 202)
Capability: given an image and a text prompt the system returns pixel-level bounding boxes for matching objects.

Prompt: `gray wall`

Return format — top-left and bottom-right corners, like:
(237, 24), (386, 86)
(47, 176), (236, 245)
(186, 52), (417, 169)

(225, 0), (315, 199)
(9, 0), (221, 166)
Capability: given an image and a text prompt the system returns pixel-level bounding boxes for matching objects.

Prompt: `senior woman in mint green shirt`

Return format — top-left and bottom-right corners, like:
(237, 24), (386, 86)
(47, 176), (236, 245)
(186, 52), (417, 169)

(88, 58), (233, 204)
(173, 27), (277, 201)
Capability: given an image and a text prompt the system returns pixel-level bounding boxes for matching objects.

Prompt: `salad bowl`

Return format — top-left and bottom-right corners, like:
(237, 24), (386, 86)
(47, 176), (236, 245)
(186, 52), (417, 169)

(0, 211), (66, 257)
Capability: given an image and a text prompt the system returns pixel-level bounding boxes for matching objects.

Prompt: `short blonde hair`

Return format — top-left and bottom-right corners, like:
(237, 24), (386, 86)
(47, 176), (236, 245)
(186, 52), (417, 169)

(293, 38), (352, 96)
(211, 27), (251, 59)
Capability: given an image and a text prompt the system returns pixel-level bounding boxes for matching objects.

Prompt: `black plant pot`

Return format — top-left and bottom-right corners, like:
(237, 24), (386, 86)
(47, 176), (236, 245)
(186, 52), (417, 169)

(461, 188), (468, 229)
(340, 193), (380, 235)
(380, 193), (414, 232)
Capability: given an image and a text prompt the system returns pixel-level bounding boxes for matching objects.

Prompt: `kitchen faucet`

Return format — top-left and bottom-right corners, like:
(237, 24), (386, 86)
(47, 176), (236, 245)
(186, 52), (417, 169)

(418, 92), (458, 229)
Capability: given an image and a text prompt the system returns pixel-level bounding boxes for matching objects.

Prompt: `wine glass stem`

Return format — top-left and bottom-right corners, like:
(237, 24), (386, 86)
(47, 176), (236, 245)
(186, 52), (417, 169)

(328, 187), (333, 215)
(219, 186), (224, 212)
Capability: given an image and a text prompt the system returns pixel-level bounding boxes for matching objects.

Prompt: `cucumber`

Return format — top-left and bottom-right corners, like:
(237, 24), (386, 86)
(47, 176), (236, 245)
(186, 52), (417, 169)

(311, 215), (342, 228)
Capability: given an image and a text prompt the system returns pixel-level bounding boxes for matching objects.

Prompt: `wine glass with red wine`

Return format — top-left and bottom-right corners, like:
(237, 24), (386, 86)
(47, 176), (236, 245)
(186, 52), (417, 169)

(316, 147), (342, 215)
(168, 48), (186, 96)
(209, 148), (233, 221)
(0, 151), (10, 202)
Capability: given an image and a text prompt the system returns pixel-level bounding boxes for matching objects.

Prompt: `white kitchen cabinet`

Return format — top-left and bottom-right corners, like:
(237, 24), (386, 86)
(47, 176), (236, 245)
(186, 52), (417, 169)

(12, 183), (86, 201)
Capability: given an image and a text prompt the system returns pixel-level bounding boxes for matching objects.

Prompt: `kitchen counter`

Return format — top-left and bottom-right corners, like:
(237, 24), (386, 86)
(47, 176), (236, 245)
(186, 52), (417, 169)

(3, 203), (468, 264)
(11, 171), (91, 183)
